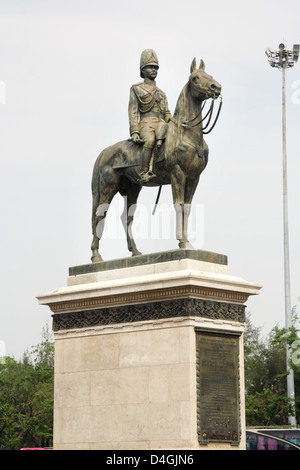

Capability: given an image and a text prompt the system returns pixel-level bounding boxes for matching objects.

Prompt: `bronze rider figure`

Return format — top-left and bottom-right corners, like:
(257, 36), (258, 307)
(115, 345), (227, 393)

(128, 49), (172, 183)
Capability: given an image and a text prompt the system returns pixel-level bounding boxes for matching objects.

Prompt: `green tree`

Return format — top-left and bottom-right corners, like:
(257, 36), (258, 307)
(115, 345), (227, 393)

(244, 312), (300, 426)
(0, 324), (54, 450)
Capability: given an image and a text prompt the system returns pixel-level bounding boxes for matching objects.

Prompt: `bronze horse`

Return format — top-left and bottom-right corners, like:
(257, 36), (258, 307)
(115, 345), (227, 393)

(91, 59), (222, 262)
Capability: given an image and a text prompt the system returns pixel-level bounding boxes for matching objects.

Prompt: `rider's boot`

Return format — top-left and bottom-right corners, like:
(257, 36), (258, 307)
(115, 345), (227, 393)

(139, 147), (156, 183)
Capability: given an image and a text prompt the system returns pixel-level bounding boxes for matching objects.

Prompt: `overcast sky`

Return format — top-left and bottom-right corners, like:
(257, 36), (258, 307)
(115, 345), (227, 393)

(1, 0), (300, 359)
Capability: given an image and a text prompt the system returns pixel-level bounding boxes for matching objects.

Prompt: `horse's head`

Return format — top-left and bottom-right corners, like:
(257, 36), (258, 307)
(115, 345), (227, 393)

(188, 58), (221, 101)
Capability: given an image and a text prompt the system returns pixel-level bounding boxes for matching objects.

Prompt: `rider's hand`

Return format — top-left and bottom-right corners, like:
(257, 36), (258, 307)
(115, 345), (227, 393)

(131, 133), (140, 142)
(131, 133), (143, 143)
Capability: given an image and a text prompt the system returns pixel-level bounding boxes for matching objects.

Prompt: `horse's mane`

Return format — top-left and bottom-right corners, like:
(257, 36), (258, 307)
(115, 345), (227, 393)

(173, 83), (189, 122)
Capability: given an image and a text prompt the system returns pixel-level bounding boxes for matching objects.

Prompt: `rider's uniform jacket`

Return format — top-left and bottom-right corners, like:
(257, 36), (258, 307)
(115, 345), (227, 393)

(128, 82), (171, 138)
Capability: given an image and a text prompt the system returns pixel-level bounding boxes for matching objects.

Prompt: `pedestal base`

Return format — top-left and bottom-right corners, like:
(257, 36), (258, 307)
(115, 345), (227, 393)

(37, 250), (261, 450)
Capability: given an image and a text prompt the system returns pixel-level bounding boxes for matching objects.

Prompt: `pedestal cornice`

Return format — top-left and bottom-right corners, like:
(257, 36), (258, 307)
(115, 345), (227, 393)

(37, 250), (261, 313)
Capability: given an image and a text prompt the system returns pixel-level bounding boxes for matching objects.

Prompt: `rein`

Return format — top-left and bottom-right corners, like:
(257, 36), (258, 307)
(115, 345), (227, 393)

(181, 95), (222, 134)
(182, 100), (212, 128)
(181, 101), (206, 126)
(203, 94), (222, 134)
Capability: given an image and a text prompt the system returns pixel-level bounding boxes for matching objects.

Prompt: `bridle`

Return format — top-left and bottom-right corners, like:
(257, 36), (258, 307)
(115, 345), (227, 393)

(180, 94), (223, 134)
(167, 92), (223, 164)
(152, 88), (222, 215)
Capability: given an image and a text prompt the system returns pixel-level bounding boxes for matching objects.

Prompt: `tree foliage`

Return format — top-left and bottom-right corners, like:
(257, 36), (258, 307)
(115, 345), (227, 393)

(0, 324), (54, 450)
(244, 310), (300, 426)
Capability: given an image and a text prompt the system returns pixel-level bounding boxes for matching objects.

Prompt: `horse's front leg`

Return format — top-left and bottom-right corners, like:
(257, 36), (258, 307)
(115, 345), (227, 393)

(181, 175), (200, 249)
(181, 203), (194, 249)
(171, 166), (192, 249)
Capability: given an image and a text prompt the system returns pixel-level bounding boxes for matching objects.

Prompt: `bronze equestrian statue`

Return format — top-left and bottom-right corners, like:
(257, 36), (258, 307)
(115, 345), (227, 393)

(91, 51), (222, 263)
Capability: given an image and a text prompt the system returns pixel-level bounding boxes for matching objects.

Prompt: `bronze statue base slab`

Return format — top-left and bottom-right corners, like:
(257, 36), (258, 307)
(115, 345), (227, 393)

(69, 249), (228, 276)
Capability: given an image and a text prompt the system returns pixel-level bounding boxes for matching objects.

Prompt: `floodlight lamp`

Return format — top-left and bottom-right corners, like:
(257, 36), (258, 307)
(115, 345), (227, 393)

(265, 48), (272, 58)
(265, 43), (299, 70)
(293, 44), (300, 62)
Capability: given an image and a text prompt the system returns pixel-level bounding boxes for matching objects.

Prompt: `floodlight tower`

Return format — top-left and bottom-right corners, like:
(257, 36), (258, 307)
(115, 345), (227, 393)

(265, 43), (299, 426)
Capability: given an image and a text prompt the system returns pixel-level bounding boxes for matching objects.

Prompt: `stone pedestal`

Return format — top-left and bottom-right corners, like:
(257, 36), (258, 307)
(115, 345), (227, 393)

(37, 250), (261, 450)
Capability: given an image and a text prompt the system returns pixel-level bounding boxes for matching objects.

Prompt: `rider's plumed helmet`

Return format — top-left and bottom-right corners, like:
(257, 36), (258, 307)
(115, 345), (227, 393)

(140, 49), (159, 78)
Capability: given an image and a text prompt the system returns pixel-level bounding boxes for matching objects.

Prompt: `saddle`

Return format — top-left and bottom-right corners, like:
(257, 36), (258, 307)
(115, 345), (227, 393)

(112, 120), (168, 170)
(112, 143), (165, 170)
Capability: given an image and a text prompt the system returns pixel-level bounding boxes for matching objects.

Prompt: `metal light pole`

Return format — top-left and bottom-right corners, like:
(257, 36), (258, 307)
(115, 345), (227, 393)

(265, 43), (299, 426)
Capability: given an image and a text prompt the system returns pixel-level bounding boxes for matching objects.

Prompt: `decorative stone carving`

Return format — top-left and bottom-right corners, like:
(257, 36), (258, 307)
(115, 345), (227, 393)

(52, 297), (245, 331)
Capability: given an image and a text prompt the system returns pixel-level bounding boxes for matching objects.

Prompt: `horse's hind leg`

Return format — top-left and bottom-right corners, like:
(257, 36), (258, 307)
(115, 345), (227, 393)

(91, 202), (110, 263)
(91, 236), (102, 263)
(91, 194), (103, 263)
(120, 184), (142, 257)
(91, 175), (119, 263)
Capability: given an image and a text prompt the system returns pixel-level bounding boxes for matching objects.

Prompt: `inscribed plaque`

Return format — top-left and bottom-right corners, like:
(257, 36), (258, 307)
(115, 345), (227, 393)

(196, 331), (240, 445)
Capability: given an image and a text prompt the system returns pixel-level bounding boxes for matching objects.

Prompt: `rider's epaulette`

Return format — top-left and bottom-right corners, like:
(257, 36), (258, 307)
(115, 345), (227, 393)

(132, 82), (144, 92)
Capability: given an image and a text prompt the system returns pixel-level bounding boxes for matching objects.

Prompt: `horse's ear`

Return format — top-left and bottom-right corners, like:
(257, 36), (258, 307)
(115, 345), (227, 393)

(190, 58), (197, 74)
(199, 59), (205, 71)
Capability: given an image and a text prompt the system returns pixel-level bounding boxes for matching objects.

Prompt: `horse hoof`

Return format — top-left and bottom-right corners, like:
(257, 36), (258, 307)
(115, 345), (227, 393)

(91, 253), (103, 263)
(131, 250), (142, 257)
(179, 241), (194, 250)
